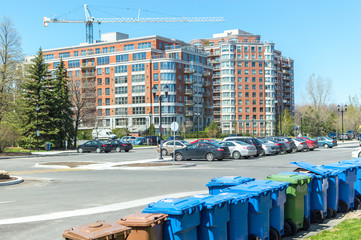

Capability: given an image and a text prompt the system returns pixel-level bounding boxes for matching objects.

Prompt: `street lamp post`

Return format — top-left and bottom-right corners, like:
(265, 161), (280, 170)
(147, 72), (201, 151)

(35, 104), (40, 152)
(152, 84), (169, 160)
(337, 104), (347, 143)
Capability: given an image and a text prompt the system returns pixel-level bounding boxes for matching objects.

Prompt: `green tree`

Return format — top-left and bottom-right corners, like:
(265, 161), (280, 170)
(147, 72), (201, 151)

(205, 120), (220, 138)
(53, 59), (74, 148)
(149, 123), (155, 135)
(278, 109), (294, 136)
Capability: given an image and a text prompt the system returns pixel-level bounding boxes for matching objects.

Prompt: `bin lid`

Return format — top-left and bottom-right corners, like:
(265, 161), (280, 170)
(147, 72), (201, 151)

(142, 197), (204, 215)
(226, 192), (253, 204)
(205, 176), (255, 187)
(117, 213), (167, 227)
(265, 172), (312, 185)
(63, 221), (131, 240)
(226, 182), (275, 196)
(290, 161), (331, 176)
(323, 162), (358, 172)
(254, 179), (290, 190)
(192, 193), (234, 209)
(341, 159), (361, 166)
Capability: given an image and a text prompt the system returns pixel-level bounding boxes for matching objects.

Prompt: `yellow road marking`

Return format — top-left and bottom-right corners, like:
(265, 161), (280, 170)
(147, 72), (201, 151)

(9, 168), (89, 175)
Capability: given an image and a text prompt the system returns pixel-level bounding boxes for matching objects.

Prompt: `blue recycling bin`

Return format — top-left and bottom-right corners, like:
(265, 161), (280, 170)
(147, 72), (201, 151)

(143, 197), (204, 240)
(221, 182), (276, 239)
(290, 162), (331, 221)
(227, 193), (252, 240)
(323, 162), (358, 212)
(253, 180), (290, 237)
(206, 176), (255, 195)
(191, 193), (233, 240)
(340, 159), (361, 198)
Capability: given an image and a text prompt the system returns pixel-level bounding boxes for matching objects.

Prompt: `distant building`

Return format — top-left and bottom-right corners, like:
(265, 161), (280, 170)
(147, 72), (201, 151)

(42, 32), (213, 135)
(190, 29), (294, 135)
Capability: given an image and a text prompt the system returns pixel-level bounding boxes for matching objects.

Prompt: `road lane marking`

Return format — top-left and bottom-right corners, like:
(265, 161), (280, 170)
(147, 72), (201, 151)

(0, 201), (13, 204)
(9, 168), (89, 175)
(0, 190), (207, 225)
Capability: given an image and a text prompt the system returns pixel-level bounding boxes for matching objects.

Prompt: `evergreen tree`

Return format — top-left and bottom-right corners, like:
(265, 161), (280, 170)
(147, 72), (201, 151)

(206, 120), (220, 138)
(149, 123), (155, 135)
(53, 59), (74, 148)
(21, 48), (56, 149)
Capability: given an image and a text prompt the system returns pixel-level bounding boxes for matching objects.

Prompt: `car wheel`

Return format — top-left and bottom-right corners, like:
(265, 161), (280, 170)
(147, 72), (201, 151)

(175, 153), (183, 161)
(161, 149), (168, 156)
(96, 148), (101, 153)
(206, 153), (214, 161)
(244, 156), (250, 159)
(77, 148), (83, 153)
(324, 144), (329, 149)
(232, 151), (241, 159)
(310, 149), (314, 151)
(115, 147), (121, 152)
(358, 152), (361, 158)
(125, 150), (129, 152)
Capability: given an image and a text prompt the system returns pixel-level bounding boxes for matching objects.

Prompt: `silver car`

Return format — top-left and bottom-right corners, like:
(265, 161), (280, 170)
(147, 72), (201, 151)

(258, 139), (280, 155)
(292, 138), (309, 151)
(221, 141), (257, 159)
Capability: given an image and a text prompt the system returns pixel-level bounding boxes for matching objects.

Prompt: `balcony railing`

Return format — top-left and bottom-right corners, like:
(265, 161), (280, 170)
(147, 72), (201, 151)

(185, 111), (194, 116)
(213, 73), (221, 78)
(81, 63), (95, 68)
(184, 68), (195, 74)
(80, 73), (95, 78)
(204, 80), (211, 87)
(213, 88), (220, 93)
(185, 100), (195, 106)
(202, 71), (211, 77)
(185, 79), (194, 85)
(185, 89), (194, 95)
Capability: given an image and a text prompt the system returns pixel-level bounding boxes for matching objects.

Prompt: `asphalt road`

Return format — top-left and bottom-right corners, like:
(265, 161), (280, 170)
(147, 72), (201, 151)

(0, 143), (359, 239)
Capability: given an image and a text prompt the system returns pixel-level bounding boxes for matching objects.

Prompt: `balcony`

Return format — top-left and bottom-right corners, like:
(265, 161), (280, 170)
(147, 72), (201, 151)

(203, 91), (211, 97)
(184, 68), (195, 74)
(80, 73), (96, 79)
(185, 89), (194, 95)
(214, 80), (221, 86)
(202, 71), (211, 77)
(282, 64), (291, 69)
(213, 67), (220, 71)
(213, 73), (221, 78)
(204, 80), (211, 87)
(209, 52), (220, 56)
(81, 62), (95, 69)
(214, 111), (221, 115)
(185, 111), (194, 117)
(282, 70), (290, 75)
(185, 100), (195, 106)
(213, 88), (220, 93)
(214, 95), (221, 100)
(214, 102), (220, 107)
(209, 59), (220, 64)
(185, 79), (194, 85)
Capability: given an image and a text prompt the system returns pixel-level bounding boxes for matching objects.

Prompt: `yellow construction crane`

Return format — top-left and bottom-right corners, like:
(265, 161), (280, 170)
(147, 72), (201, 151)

(44, 4), (225, 43)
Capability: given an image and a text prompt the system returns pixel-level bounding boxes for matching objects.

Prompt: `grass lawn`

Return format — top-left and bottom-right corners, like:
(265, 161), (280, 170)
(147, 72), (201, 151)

(309, 217), (361, 240)
(4, 147), (46, 153)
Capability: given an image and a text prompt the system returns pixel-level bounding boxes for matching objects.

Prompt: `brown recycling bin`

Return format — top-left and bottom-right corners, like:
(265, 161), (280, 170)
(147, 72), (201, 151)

(63, 220), (131, 240)
(117, 213), (167, 240)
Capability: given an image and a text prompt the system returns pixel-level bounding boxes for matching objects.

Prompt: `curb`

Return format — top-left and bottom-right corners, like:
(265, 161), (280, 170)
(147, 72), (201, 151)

(0, 176), (24, 186)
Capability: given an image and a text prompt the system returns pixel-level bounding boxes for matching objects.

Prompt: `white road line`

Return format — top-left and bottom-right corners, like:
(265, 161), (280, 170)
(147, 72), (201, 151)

(0, 190), (206, 225)
(0, 201), (13, 204)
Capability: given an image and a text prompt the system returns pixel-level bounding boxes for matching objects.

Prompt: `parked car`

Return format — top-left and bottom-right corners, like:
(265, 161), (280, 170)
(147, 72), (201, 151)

(296, 137), (319, 151)
(358, 133), (361, 140)
(266, 137), (294, 153)
(292, 138), (309, 152)
(220, 141), (257, 159)
(77, 140), (113, 153)
(157, 140), (190, 156)
(173, 142), (230, 161)
(134, 137), (145, 145)
(92, 128), (118, 140)
(222, 136), (264, 157)
(121, 136), (137, 144)
(347, 130), (357, 139)
(190, 139), (219, 144)
(313, 136), (337, 148)
(108, 139), (133, 152)
(340, 133), (351, 140)
(262, 139), (287, 153)
(257, 139), (281, 155)
(352, 147), (361, 158)
(142, 136), (163, 145)
(165, 135), (184, 141)
(328, 132), (340, 140)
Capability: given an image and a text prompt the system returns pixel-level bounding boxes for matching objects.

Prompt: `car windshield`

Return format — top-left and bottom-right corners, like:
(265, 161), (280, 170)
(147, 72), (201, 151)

(136, 137), (143, 141)
(180, 140), (191, 145)
(210, 139), (219, 144)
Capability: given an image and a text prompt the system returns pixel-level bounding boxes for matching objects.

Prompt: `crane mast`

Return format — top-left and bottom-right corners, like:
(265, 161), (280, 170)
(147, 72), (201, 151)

(44, 4), (225, 43)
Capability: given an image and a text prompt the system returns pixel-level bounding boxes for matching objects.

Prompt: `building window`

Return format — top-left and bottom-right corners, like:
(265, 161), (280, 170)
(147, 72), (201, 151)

(97, 89), (102, 96)
(124, 44), (134, 50)
(138, 42), (151, 49)
(161, 62), (175, 70)
(252, 70), (256, 75)
(105, 78), (110, 85)
(68, 60), (80, 68)
(115, 97), (128, 104)
(105, 67), (110, 75)
(132, 96), (145, 104)
(259, 62), (263, 67)
(97, 78), (102, 85)
(102, 47), (108, 53)
(105, 98), (110, 105)
(115, 65), (127, 73)
(97, 109), (102, 116)
(245, 85), (249, 90)
(153, 73), (159, 81)
(105, 88), (110, 95)
(115, 76), (127, 84)
(81, 50), (86, 56)
(132, 85), (145, 93)
(238, 77), (242, 82)
(97, 99), (102, 106)
(253, 107), (256, 112)
(153, 62), (159, 70)
(132, 64), (145, 72)
(59, 52), (70, 58)
(259, 85), (263, 90)
(259, 77), (263, 82)
(132, 118), (146, 125)
(95, 48), (100, 54)
(252, 77), (256, 83)
(110, 46), (115, 52)
(132, 74), (145, 83)
(105, 109), (110, 116)
(252, 92), (256, 97)
(115, 87), (128, 94)
(97, 56), (109, 65)
(252, 85), (256, 90)
(97, 68), (102, 75)
(73, 51), (79, 57)
(133, 52), (146, 60)
(132, 107), (145, 114)
(116, 54), (129, 62)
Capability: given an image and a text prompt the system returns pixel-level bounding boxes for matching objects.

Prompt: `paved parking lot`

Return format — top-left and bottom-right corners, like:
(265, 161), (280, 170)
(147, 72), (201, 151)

(0, 143), (358, 239)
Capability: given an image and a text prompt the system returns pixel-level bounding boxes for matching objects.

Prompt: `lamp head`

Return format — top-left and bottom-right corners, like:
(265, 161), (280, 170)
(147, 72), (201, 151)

(344, 104), (348, 112)
(337, 104), (340, 112)
(164, 84), (169, 98)
(152, 85), (157, 98)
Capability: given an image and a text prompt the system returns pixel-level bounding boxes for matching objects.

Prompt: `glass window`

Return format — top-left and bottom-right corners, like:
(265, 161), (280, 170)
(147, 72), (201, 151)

(97, 68), (102, 75)
(153, 73), (159, 81)
(124, 44), (134, 50)
(153, 62), (159, 70)
(105, 78), (110, 85)
(97, 78), (102, 85)
(116, 54), (129, 62)
(109, 46), (115, 53)
(95, 48), (100, 54)
(105, 88), (110, 95)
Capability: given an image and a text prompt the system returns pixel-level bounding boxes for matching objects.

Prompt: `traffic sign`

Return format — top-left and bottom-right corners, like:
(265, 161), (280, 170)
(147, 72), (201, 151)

(171, 122), (179, 132)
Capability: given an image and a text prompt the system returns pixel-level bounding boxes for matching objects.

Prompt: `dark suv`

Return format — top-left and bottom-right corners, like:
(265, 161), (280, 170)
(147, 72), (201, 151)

(142, 136), (163, 145)
(222, 136), (264, 157)
(268, 137), (297, 153)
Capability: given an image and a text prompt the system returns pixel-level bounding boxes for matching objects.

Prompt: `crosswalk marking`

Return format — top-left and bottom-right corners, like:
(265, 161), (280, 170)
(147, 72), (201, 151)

(9, 168), (89, 175)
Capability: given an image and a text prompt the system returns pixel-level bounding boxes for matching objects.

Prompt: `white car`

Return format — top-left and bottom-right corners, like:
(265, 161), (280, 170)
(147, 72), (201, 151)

(220, 141), (257, 159)
(352, 147), (361, 158)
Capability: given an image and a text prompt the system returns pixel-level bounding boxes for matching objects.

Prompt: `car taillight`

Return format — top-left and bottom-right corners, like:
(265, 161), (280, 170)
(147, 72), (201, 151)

(276, 143), (281, 146)
(217, 148), (224, 151)
(243, 147), (250, 150)
(332, 141), (335, 143)
(286, 141), (290, 144)
(122, 144), (127, 146)
(102, 144), (107, 147)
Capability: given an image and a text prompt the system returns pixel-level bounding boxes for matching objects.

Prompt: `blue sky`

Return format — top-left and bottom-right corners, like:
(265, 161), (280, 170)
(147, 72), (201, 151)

(2, 0), (360, 105)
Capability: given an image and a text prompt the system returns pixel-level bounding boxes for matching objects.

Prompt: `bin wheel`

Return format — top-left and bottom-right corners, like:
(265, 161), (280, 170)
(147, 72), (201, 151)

(326, 206), (333, 219)
(248, 234), (261, 240)
(332, 209), (337, 218)
(353, 197), (361, 210)
(206, 153), (214, 161)
(356, 195), (361, 202)
(232, 151), (241, 159)
(96, 148), (102, 153)
(115, 147), (121, 152)
(302, 216), (311, 230)
(161, 149), (168, 156)
(286, 220), (297, 236)
(175, 153), (183, 161)
(283, 221), (291, 237)
(338, 200), (349, 213)
(269, 227), (280, 240)
(311, 209), (325, 223)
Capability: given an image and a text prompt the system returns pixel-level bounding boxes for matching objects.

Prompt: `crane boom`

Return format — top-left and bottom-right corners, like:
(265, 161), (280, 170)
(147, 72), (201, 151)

(44, 4), (225, 43)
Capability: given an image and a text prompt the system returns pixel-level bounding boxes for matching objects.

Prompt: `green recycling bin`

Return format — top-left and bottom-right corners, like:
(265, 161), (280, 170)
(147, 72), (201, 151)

(266, 172), (312, 236)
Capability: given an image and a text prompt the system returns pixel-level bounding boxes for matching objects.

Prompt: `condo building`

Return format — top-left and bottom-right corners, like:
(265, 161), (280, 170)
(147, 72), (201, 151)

(190, 29), (294, 135)
(42, 32), (213, 135)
